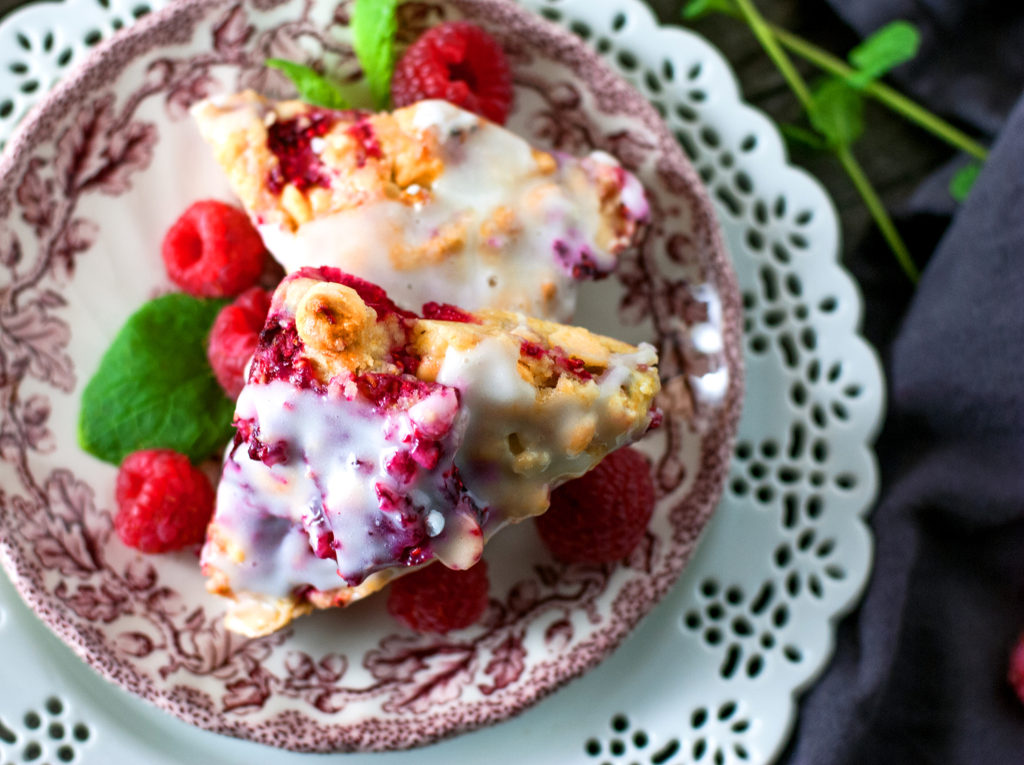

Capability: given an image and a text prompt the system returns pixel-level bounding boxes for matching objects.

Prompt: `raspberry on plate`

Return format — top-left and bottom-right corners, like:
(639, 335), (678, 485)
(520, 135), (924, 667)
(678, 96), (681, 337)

(115, 449), (216, 553)
(535, 446), (656, 565)
(162, 199), (267, 298)
(207, 286), (272, 398)
(1009, 633), (1024, 705)
(391, 21), (513, 124)
(387, 560), (490, 633)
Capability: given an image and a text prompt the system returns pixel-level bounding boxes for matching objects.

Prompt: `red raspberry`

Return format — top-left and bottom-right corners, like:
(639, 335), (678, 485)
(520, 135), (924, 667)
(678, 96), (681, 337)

(535, 447), (656, 564)
(115, 449), (216, 553)
(206, 286), (272, 398)
(162, 200), (267, 298)
(387, 560), (489, 633)
(391, 21), (514, 125)
(1009, 633), (1024, 705)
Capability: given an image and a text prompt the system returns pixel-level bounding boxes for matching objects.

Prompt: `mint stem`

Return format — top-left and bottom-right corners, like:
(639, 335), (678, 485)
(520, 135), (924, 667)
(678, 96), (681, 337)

(728, 0), (919, 282)
(710, 5), (988, 160)
(765, 23), (988, 161)
(732, 0), (815, 112)
(836, 145), (920, 282)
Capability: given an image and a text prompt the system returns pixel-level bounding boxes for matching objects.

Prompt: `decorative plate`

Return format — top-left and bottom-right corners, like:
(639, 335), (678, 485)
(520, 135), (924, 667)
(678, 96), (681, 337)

(0, 0), (742, 753)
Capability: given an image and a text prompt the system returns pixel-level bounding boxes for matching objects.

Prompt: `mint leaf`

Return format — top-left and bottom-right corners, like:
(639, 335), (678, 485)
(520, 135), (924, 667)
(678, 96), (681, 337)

(78, 294), (234, 465)
(950, 161), (982, 202)
(266, 58), (351, 109)
(682, 0), (736, 20)
(809, 77), (864, 148)
(352, 0), (400, 110)
(847, 21), (920, 89)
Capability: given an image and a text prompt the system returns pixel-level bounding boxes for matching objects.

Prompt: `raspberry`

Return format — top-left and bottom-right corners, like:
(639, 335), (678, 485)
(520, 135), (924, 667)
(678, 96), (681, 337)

(392, 21), (514, 125)
(387, 560), (489, 633)
(1009, 633), (1024, 705)
(114, 449), (216, 553)
(535, 447), (656, 564)
(162, 200), (267, 298)
(421, 301), (478, 323)
(206, 286), (272, 398)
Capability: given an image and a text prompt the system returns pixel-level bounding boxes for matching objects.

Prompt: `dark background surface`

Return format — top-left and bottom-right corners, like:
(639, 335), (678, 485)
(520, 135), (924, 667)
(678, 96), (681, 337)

(1, 0), (1019, 763)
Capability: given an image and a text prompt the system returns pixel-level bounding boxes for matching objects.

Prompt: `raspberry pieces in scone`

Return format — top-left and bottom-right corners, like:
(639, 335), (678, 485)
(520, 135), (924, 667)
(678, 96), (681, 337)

(202, 268), (660, 636)
(191, 91), (648, 321)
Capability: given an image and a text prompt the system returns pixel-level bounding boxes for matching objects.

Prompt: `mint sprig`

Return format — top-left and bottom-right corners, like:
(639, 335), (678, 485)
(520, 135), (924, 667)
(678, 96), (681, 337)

(351, 0), (401, 110)
(682, 0), (991, 282)
(266, 58), (351, 109)
(265, 0), (401, 111)
(78, 293), (235, 465)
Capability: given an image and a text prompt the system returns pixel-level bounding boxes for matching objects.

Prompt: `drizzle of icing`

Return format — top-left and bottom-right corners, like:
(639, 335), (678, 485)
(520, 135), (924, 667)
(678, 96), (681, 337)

(206, 376), (485, 595)
(436, 335), (655, 526)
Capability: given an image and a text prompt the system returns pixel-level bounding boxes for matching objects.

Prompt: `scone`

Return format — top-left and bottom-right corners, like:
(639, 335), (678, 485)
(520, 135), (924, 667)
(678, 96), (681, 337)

(202, 267), (660, 636)
(191, 91), (648, 321)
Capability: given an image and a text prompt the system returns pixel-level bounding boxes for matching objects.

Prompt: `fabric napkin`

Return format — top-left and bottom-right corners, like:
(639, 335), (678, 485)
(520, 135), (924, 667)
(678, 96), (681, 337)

(779, 1), (1024, 762)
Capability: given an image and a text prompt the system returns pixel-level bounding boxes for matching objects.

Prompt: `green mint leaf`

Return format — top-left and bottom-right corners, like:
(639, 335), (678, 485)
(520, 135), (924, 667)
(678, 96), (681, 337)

(682, 0), (737, 20)
(847, 20), (920, 89)
(78, 293), (235, 465)
(781, 123), (828, 151)
(809, 77), (864, 148)
(352, 0), (400, 110)
(949, 161), (982, 202)
(266, 58), (351, 109)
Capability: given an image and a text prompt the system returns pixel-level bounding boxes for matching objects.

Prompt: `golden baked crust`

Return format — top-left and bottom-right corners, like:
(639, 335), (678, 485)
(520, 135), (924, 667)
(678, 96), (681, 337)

(192, 91), (446, 233)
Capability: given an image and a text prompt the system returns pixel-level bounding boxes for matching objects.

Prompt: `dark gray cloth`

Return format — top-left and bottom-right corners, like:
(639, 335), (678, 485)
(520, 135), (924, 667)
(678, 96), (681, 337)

(782, 2), (1024, 763)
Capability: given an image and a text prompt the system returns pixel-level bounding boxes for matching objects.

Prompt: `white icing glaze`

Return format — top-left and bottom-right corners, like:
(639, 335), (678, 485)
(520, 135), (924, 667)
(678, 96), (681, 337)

(206, 334), (656, 599)
(203, 378), (479, 598)
(436, 335), (656, 527)
(258, 100), (646, 321)
(588, 149), (649, 221)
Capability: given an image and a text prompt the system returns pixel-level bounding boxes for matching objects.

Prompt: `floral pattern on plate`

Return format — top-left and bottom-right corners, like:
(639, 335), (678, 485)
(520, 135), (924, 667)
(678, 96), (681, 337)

(0, 0), (741, 752)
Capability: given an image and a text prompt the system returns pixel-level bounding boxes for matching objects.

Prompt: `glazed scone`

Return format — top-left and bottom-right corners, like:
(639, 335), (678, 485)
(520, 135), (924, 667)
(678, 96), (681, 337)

(191, 91), (648, 321)
(202, 267), (659, 636)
